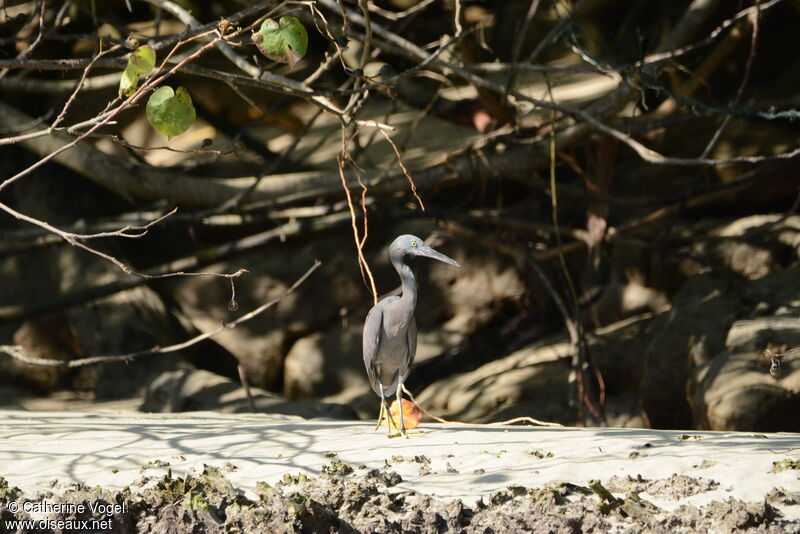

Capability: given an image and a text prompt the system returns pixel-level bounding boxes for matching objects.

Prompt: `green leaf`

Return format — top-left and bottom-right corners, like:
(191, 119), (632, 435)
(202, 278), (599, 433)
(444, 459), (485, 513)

(131, 45), (156, 74)
(146, 86), (196, 139)
(253, 16), (308, 68)
(118, 45), (156, 97)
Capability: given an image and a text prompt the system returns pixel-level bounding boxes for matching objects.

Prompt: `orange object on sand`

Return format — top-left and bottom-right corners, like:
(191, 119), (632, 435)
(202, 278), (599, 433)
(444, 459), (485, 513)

(387, 398), (422, 430)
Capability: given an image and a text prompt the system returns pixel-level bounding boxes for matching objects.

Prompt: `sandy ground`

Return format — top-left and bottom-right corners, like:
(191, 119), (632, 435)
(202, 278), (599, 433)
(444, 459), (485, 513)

(0, 410), (798, 532)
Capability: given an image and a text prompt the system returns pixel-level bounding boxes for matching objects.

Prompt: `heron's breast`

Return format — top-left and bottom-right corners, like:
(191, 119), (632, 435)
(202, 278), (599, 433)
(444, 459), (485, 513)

(376, 325), (411, 366)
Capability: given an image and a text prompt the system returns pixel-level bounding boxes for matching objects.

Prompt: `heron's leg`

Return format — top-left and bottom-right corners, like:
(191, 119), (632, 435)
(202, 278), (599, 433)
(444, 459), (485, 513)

(382, 398), (395, 435)
(375, 384), (396, 433)
(396, 383), (407, 437)
(374, 401), (385, 431)
(375, 400), (395, 432)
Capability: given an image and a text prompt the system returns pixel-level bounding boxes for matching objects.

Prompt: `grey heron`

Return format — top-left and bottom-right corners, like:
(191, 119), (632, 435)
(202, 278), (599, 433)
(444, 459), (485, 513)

(362, 234), (459, 436)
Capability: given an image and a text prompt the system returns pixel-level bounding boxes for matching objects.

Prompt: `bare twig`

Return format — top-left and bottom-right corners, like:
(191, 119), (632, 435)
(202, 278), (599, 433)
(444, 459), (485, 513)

(0, 0), (46, 80)
(82, 132), (239, 158)
(528, 0), (585, 62)
(544, 75), (603, 425)
(401, 384), (563, 427)
(51, 44), (122, 129)
(512, 0), (543, 63)
(357, 0), (373, 68)
(700, 1), (761, 158)
(368, 0), (436, 21)
(0, 203), (178, 246)
(376, 128), (425, 211)
(338, 156), (379, 305)
(82, 208), (179, 239)
(453, 0), (463, 38)
(639, 0), (781, 66)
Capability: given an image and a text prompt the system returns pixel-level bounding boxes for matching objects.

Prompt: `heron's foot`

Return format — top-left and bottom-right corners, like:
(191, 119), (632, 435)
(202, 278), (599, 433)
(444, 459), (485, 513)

(376, 417), (399, 432)
(376, 399), (399, 433)
(374, 401), (388, 431)
(388, 431), (421, 439)
(384, 419), (404, 437)
(387, 421), (408, 439)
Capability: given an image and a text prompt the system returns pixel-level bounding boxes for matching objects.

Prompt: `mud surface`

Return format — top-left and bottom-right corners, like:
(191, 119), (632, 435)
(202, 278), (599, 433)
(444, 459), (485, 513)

(605, 474), (720, 500)
(0, 464), (797, 533)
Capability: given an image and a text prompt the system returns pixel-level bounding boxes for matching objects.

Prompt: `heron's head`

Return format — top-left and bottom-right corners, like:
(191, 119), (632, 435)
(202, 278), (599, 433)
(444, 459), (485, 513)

(390, 234), (459, 266)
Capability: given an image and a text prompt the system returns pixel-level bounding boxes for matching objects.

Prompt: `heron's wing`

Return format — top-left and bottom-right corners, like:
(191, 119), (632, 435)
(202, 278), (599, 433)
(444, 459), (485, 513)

(362, 305), (384, 394)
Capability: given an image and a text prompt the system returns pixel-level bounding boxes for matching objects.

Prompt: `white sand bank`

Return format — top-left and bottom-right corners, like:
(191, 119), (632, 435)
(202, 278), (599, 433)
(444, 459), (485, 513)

(0, 410), (797, 519)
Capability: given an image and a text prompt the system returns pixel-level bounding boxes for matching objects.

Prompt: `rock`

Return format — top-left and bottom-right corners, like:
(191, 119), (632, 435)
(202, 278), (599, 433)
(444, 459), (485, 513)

(429, 241), (525, 336)
(603, 391), (647, 428)
(688, 351), (800, 432)
(142, 368), (358, 419)
(690, 215), (800, 280)
(283, 321), (365, 402)
(725, 317), (800, 353)
(687, 316), (800, 432)
(746, 260), (800, 314)
(588, 313), (655, 398)
(587, 315), (656, 427)
(9, 313), (80, 391)
(284, 332), (327, 401)
(587, 271), (670, 327)
(638, 275), (742, 429)
(68, 285), (190, 399)
(686, 262), (800, 431)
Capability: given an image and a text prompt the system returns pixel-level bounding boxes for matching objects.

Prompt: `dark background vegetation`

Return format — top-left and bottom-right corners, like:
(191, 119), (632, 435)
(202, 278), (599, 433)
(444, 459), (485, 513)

(0, 0), (798, 431)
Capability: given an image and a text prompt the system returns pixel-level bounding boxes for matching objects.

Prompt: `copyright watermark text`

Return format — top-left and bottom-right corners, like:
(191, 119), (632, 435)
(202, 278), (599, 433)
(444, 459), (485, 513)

(4, 518), (114, 530)
(4, 499), (125, 531)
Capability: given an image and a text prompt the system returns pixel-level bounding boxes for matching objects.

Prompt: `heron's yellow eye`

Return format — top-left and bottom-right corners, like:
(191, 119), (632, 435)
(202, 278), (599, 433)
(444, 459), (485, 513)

(411, 242), (417, 247)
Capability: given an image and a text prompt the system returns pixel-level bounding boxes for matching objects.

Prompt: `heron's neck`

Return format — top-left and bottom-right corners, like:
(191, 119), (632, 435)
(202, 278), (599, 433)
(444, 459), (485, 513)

(395, 260), (417, 328)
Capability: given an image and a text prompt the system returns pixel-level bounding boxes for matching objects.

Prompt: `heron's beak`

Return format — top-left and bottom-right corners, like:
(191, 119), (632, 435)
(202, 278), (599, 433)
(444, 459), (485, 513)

(416, 245), (460, 266)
